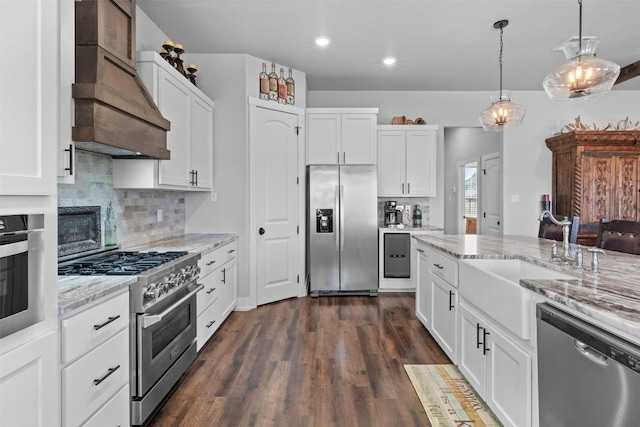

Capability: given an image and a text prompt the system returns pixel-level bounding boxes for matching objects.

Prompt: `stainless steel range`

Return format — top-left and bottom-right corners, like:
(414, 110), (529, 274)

(59, 249), (202, 425)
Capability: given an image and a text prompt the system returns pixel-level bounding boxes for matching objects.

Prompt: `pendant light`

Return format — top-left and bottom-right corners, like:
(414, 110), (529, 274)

(543, 0), (620, 101)
(479, 20), (525, 132)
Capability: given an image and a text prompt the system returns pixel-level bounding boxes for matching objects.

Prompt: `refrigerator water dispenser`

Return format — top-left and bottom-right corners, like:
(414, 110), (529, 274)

(316, 209), (333, 233)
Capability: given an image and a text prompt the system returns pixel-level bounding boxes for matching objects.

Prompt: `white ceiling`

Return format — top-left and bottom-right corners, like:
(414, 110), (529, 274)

(137, 0), (640, 92)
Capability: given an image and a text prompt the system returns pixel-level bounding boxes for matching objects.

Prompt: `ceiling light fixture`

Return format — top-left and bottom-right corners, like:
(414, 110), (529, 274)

(315, 36), (330, 47)
(479, 20), (525, 132)
(543, 0), (620, 101)
(383, 57), (396, 66)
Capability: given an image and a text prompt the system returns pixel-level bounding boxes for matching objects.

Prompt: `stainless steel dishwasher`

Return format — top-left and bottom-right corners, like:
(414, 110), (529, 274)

(537, 303), (640, 427)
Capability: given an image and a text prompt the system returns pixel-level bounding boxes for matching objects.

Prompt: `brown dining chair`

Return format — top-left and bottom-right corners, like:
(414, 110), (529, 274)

(538, 213), (580, 244)
(596, 219), (640, 255)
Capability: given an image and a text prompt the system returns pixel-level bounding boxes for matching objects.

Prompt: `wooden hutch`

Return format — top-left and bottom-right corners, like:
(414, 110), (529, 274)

(545, 130), (640, 246)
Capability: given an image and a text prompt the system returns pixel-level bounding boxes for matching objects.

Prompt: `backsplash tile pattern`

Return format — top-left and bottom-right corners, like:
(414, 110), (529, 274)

(58, 151), (186, 249)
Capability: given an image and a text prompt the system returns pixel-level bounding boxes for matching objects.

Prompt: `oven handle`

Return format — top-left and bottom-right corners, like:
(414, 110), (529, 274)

(141, 284), (204, 328)
(0, 239), (28, 258)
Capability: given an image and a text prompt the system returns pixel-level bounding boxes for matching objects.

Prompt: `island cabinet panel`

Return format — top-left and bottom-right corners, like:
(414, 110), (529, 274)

(546, 130), (640, 246)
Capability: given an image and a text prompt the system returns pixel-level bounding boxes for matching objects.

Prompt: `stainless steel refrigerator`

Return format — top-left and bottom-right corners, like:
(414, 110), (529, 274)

(307, 165), (378, 296)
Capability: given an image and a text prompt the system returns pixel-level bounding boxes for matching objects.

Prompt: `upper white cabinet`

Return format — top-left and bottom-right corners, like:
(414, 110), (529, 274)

(377, 126), (438, 197)
(58, 0), (75, 184)
(0, 0), (57, 195)
(306, 109), (378, 165)
(113, 51), (214, 191)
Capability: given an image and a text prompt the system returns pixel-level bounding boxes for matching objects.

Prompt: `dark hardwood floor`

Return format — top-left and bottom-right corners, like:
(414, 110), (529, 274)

(147, 293), (450, 427)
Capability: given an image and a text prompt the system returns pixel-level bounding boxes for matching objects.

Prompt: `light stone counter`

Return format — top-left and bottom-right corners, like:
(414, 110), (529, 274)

(58, 233), (238, 315)
(413, 234), (640, 341)
(379, 225), (444, 233)
(58, 276), (137, 315)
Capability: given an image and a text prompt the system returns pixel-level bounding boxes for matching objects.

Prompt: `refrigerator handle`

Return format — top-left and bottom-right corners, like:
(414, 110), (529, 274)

(335, 185), (340, 251)
(340, 185), (345, 251)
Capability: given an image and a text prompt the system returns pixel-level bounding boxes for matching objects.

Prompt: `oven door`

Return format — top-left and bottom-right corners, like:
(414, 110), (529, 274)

(136, 282), (203, 397)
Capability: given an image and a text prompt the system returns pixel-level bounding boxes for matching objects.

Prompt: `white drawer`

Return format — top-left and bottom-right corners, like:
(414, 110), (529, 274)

(197, 270), (221, 315)
(61, 291), (129, 364)
(428, 249), (458, 286)
(199, 241), (237, 279)
(81, 385), (129, 427)
(62, 329), (129, 427)
(197, 296), (221, 352)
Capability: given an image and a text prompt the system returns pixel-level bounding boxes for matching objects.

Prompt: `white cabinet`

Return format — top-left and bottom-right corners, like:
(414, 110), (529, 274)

(377, 126), (437, 197)
(0, 332), (58, 427)
(306, 109), (378, 164)
(197, 241), (238, 351)
(415, 244), (431, 328)
(113, 51), (214, 191)
(58, 0), (75, 183)
(458, 302), (532, 427)
(0, 0), (57, 195)
(59, 290), (130, 427)
(415, 244), (458, 363)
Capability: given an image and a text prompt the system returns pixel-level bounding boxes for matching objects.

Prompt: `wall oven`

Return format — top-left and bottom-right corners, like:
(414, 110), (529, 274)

(0, 214), (44, 339)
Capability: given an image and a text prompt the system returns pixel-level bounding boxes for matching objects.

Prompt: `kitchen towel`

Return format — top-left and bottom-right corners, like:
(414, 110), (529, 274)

(404, 364), (502, 427)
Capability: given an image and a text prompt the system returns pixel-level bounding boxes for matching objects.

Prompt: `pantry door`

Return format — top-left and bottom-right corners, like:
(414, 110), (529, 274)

(250, 101), (303, 306)
(480, 152), (503, 235)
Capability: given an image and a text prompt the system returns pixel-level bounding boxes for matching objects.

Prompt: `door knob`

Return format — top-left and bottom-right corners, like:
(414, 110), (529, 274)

(259, 227), (265, 235)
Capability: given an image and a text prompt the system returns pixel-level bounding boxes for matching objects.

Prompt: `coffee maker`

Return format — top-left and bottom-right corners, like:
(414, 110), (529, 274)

(384, 201), (398, 226)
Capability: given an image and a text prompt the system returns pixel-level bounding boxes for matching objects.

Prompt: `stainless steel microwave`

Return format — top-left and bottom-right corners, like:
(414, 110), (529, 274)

(0, 214), (44, 338)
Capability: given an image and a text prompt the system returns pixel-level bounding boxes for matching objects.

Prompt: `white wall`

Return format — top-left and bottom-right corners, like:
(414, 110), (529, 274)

(308, 90), (640, 236)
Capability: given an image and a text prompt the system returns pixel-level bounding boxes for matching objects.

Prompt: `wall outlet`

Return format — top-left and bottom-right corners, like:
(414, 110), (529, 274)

(510, 194), (520, 203)
(210, 191), (217, 203)
(157, 209), (163, 222)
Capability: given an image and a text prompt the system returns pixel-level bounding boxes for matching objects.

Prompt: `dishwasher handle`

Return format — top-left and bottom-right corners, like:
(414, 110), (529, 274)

(574, 340), (610, 366)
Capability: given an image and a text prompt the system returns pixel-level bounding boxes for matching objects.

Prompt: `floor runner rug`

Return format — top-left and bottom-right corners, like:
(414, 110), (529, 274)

(404, 364), (502, 427)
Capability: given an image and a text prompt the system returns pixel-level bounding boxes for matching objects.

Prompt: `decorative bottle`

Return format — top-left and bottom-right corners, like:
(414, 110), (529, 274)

(413, 205), (422, 227)
(286, 68), (295, 105)
(268, 63), (278, 101)
(259, 63), (269, 100)
(104, 202), (117, 246)
(278, 68), (287, 104)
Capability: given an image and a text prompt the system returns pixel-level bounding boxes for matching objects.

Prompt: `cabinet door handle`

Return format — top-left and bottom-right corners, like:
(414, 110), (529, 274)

(417, 248), (425, 253)
(93, 365), (120, 385)
(206, 320), (216, 328)
(222, 267), (226, 284)
(337, 152), (340, 163)
(448, 290), (454, 311)
(402, 183), (405, 194)
(483, 330), (491, 355)
(194, 169), (198, 186)
(206, 260), (216, 266)
(206, 287), (216, 294)
(343, 152), (346, 163)
(408, 182), (411, 194)
(476, 323), (483, 349)
(93, 315), (120, 330)
(64, 144), (73, 174)
(228, 249), (236, 254)
(433, 263), (444, 270)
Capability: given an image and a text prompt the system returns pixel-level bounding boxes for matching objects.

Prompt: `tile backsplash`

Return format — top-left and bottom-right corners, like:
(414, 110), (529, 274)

(58, 150), (186, 249)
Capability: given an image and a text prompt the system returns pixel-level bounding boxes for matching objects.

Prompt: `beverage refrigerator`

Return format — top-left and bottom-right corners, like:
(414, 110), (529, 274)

(307, 165), (378, 296)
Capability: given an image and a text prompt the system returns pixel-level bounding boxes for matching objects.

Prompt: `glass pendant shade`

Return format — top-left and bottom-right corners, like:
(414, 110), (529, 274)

(543, 37), (620, 101)
(479, 92), (526, 132)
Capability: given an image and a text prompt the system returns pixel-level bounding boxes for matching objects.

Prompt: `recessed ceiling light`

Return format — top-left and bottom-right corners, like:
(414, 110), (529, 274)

(315, 36), (330, 47)
(383, 57), (396, 66)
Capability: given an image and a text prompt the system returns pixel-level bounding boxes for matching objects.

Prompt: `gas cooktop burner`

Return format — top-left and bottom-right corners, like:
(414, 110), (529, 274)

(58, 251), (189, 276)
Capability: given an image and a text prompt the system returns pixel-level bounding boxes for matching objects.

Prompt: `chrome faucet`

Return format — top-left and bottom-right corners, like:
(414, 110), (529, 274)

(551, 241), (583, 269)
(539, 210), (572, 257)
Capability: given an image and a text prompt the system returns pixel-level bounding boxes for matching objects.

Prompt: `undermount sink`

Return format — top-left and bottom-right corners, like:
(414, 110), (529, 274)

(459, 259), (577, 340)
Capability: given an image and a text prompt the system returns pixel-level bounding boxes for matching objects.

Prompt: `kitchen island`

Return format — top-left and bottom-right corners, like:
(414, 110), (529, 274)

(413, 233), (640, 341)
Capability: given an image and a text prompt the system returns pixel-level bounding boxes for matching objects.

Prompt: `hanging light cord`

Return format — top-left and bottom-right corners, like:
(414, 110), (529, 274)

(578, 0), (583, 54)
(498, 25), (504, 99)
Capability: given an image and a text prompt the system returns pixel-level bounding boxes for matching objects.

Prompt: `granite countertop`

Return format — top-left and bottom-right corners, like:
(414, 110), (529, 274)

(379, 225), (444, 233)
(58, 233), (238, 315)
(413, 234), (640, 341)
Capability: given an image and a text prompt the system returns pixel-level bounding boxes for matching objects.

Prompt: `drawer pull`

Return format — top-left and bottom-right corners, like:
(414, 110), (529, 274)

(93, 315), (120, 330)
(417, 248), (425, 253)
(433, 263), (444, 270)
(228, 249), (236, 254)
(206, 287), (216, 294)
(222, 268), (226, 284)
(206, 260), (216, 266)
(206, 320), (216, 328)
(448, 290), (454, 311)
(93, 365), (120, 386)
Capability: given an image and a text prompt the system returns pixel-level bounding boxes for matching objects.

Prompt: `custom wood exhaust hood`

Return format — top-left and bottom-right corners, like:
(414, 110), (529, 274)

(72, 0), (170, 159)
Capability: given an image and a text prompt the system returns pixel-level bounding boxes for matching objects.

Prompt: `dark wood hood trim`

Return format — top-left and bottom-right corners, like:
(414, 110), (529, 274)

(72, 0), (170, 160)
